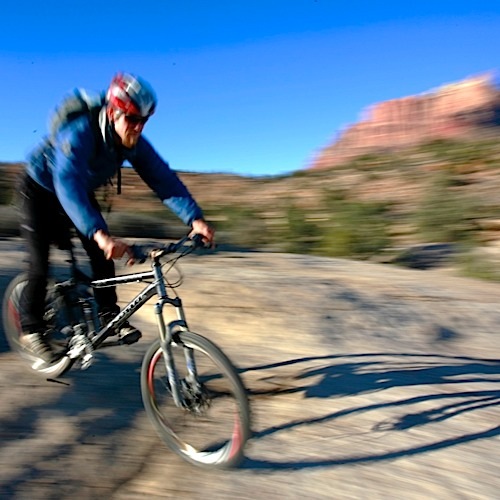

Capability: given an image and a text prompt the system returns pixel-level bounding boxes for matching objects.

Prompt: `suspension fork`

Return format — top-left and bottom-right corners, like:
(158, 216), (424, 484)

(153, 266), (199, 407)
(172, 301), (201, 391)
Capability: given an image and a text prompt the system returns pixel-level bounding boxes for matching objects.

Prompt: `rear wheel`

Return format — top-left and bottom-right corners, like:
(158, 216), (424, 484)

(141, 332), (251, 468)
(2, 273), (73, 378)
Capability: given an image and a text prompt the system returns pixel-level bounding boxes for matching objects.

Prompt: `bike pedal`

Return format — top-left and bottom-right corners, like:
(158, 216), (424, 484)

(119, 331), (141, 345)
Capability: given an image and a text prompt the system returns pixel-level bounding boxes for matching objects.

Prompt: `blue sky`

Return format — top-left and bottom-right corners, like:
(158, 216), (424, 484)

(1, 1), (499, 177)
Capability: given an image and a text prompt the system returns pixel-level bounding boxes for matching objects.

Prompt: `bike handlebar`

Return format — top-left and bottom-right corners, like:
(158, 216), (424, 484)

(129, 234), (208, 264)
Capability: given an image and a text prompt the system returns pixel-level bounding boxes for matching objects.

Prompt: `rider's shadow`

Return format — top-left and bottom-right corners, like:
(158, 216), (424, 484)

(0, 245), (148, 456)
(0, 351), (148, 497)
(241, 352), (500, 471)
(54, 353), (146, 433)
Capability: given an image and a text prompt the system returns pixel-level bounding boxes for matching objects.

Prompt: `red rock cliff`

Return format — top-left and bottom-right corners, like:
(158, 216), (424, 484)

(310, 73), (500, 169)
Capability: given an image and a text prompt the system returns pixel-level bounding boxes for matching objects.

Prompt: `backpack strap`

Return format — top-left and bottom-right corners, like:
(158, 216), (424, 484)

(117, 166), (122, 195)
(49, 89), (105, 143)
(50, 89), (123, 196)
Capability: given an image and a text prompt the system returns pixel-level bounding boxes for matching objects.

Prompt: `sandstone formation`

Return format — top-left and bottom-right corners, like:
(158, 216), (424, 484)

(310, 73), (500, 170)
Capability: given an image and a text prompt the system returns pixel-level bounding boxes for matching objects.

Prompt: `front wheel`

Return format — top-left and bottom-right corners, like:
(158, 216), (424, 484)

(141, 332), (251, 468)
(2, 273), (73, 378)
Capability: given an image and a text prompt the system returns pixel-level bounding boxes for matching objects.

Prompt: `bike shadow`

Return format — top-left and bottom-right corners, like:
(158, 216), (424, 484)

(240, 352), (500, 471)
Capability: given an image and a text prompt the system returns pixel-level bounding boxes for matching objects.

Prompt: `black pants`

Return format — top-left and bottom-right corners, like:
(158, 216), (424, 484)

(18, 174), (117, 331)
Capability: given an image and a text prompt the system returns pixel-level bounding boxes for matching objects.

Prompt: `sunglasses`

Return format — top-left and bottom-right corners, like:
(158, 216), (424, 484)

(124, 114), (149, 125)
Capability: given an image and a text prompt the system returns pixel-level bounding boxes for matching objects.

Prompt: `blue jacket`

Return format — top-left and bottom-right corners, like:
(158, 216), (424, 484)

(26, 96), (203, 239)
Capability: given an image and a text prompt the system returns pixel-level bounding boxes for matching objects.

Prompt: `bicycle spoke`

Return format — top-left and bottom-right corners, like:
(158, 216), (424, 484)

(142, 333), (250, 468)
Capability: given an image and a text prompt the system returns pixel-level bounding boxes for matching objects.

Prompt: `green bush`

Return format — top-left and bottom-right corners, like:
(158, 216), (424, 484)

(454, 248), (500, 282)
(207, 206), (271, 249)
(417, 138), (499, 166)
(413, 173), (479, 243)
(315, 199), (391, 258)
(0, 178), (14, 205)
(417, 138), (461, 158)
(282, 205), (321, 254)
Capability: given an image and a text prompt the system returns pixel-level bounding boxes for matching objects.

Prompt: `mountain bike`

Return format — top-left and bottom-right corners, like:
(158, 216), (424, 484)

(2, 235), (251, 468)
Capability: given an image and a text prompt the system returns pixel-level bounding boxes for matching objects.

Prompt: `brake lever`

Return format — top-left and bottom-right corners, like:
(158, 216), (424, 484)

(190, 233), (205, 248)
(129, 244), (149, 264)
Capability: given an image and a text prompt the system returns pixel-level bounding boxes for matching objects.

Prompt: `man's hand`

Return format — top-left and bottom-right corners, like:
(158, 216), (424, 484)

(94, 230), (133, 261)
(190, 219), (215, 247)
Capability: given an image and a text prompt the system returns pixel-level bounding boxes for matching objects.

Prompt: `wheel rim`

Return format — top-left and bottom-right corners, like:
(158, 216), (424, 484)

(5, 279), (27, 350)
(146, 344), (246, 466)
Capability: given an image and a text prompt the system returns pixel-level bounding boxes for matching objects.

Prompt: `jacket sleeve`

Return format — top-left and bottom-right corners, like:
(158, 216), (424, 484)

(130, 137), (204, 225)
(51, 118), (108, 239)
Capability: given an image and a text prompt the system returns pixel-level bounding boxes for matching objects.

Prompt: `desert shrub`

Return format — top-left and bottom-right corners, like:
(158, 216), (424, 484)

(347, 152), (405, 172)
(413, 173), (479, 243)
(208, 206), (270, 248)
(0, 177), (14, 205)
(282, 205), (321, 254)
(286, 190), (391, 258)
(417, 139), (461, 158)
(315, 200), (391, 258)
(454, 246), (500, 282)
(417, 138), (499, 166)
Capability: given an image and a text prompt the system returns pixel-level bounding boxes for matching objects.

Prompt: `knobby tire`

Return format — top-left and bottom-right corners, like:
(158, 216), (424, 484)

(2, 273), (73, 378)
(141, 331), (251, 469)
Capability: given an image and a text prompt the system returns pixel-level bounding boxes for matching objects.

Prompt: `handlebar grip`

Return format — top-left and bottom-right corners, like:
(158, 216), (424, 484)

(190, 233), (205, 248)
(129, 235), (209, 263)
(129, 244), (148, 263)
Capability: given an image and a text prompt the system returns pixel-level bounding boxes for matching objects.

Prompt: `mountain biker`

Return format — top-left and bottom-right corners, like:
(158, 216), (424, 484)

(18, 72), (215, 364)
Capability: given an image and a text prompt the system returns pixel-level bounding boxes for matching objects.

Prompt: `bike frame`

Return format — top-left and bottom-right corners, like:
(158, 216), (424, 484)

(68, 249), (198, 407)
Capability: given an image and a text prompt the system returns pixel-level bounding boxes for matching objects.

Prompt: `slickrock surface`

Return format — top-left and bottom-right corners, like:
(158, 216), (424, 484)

(0, 239), (498, 499)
